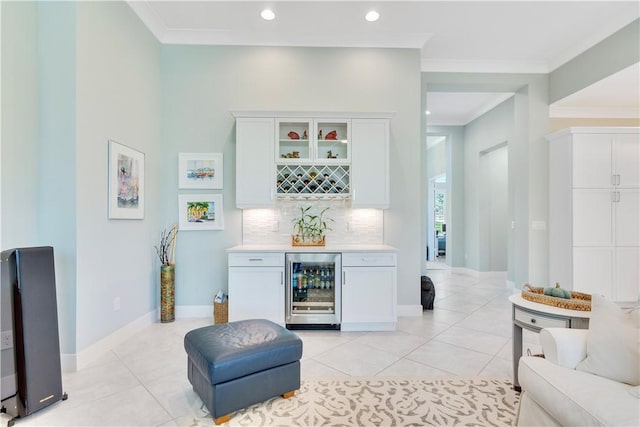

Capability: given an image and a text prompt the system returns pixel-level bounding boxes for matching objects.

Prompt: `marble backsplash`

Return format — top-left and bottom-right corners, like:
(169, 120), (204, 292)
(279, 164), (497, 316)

(242, 200), (383, 245)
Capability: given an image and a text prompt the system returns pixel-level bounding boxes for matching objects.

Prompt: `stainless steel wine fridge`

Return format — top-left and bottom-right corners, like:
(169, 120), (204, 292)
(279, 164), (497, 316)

(285, 253), (341, 329)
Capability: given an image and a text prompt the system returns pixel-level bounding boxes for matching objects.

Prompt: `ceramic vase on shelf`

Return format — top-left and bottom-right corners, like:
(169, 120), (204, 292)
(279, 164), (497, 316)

(160, 264), (175, 323)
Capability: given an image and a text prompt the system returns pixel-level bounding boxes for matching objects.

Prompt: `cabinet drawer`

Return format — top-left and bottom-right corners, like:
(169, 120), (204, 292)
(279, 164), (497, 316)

(228, 253), (284, 267)
(342, 252), (396, 267)
(514, 307), (569, 330)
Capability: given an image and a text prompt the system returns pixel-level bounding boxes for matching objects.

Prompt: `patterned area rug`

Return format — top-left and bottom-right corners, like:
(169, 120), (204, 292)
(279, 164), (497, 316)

(197, 378), (520, 426)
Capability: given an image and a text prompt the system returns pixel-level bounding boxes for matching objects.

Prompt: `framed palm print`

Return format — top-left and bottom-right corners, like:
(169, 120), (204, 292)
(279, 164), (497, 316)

(178, 194), (224, 231)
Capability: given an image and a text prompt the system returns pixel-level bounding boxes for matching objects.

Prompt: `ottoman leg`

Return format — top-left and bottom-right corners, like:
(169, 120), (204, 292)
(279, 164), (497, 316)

(214, 414), (231, 425)
(282, 391), (295, 399)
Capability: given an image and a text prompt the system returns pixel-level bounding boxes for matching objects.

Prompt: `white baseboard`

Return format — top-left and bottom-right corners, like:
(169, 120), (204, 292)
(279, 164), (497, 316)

(397, 304), (423, 317)
(61, 306), (213, 372)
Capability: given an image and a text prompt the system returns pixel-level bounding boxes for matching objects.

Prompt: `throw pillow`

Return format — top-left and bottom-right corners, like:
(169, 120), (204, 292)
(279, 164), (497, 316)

(576, 294), (640, 385)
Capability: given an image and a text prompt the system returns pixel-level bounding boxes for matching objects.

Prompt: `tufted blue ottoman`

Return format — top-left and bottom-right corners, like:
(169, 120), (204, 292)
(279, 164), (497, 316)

(184, 319), (302, 425)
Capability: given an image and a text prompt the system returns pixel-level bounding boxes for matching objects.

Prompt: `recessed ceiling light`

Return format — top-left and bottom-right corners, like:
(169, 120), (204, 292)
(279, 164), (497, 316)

(261, 9), (275, 21)
(365, 10), (380, 22)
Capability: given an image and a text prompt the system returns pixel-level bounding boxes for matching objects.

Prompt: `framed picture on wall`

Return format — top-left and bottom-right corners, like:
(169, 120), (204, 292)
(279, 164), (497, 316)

(178, 153), (223, 189)
(178, 194), (224, 231)
(108, 140), (145, 219)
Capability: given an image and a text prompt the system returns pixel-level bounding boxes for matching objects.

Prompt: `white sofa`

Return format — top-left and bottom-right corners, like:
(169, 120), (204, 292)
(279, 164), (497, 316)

(516, 327), (639, 426)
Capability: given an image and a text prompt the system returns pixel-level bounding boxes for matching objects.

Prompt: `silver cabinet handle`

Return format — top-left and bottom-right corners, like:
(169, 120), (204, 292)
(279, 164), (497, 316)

(343, 271), (346, 285)
(612, 191), (621, 203)
(281, 271), (284, 285)
(612, 174), (617, 186)
(248, 258), (263, 261)
(616, 174), (621, 186)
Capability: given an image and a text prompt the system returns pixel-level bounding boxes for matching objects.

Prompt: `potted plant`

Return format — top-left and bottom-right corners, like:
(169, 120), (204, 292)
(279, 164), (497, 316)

(291, 205), (333, 246)
(154, 224), (178, 322)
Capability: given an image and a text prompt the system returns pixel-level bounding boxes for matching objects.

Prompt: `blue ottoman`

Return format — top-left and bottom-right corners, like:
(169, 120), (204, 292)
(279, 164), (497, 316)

(184, 319), (302, 425)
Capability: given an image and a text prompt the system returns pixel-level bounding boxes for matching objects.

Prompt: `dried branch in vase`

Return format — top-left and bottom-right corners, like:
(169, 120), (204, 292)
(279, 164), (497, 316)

(154, 224), (178, 266)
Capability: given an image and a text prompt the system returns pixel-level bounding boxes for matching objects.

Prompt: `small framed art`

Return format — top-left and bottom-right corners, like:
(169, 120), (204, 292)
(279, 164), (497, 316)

(108, 140), (144, 219)
(178, 153), (223, 189)
(178, 194), (224, 231)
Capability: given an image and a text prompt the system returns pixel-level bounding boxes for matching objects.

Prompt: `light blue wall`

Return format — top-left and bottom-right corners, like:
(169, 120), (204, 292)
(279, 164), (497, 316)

(1, 0), (39, 395)
(425, 126), (465, 268)
(550, 19), (639, 104)
(1, 1), (39, 249)
(74, 1), (161, 352)
(1, 1), (162, 364)
(423, 74), (549, 287)
(37, 0), (78, 357)
(464, 97), (514, 272)
(161, 46), (422, 308)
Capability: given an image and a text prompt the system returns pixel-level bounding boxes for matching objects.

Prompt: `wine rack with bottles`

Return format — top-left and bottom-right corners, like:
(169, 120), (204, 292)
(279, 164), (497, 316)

(276, 164), (350, 198)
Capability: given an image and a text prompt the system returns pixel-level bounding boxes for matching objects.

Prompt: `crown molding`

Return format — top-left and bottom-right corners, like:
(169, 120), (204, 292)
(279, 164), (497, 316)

(420, 58), (549, 74)
(127, 1), (167, 43)
(549, 105), (640, 119)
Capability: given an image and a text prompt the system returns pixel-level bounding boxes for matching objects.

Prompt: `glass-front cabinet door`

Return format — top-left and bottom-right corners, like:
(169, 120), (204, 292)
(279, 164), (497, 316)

(275, 118), (351, 199)
(315, 119), (350, 163)
(276, 119), (312, 162)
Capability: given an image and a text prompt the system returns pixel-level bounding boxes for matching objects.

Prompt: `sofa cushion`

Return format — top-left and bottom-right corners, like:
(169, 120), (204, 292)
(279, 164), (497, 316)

(575, 295), (640, 386)
(519, 356), (639, 426)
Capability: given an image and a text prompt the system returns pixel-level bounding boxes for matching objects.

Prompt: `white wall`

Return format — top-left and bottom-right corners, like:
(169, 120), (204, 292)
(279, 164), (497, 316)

(161, 46), (422, 310)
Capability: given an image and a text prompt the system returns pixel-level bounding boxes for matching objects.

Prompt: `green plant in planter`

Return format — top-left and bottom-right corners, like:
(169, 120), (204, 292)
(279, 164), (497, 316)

(292, 205), (333, 244)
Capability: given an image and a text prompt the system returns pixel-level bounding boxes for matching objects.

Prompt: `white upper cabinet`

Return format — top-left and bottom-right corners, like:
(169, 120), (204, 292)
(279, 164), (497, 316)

(235, 117), (275, 208)
(572, 131), (639, 188)
(614, 134), (640, 188)
(572, 133), (613, 188)
(234, 111), (392, 208)
(548, 127), (640, 303)
(351, 119), (390, 208)
(276, 119), (350, 164)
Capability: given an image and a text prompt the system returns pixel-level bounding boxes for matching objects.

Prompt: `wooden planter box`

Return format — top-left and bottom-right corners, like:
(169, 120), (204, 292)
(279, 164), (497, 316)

(291, 235), (326, 247)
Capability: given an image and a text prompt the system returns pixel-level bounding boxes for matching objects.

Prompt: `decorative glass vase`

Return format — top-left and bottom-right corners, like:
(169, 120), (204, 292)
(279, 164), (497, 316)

(160, 264), (175, 323)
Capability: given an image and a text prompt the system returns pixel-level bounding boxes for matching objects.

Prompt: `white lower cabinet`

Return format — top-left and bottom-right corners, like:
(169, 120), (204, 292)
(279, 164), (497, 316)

(227, 250), (397, 331)
(341, 253), (397, 331)
(228, 253), (285, 324)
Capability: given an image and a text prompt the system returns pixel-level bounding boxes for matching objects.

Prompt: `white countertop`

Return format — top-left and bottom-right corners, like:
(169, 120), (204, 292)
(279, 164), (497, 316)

(227, 244), (397, 253)
(509, 294), (591, 318)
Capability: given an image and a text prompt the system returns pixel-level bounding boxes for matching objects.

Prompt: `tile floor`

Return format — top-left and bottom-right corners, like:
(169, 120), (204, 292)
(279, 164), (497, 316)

(1, 269), (539, 426)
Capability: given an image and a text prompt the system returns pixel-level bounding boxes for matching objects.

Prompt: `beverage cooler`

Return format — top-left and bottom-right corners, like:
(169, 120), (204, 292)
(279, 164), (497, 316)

(285, 253), (341, 329)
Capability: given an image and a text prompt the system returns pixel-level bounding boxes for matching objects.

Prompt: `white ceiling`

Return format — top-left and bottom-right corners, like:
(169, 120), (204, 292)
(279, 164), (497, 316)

(128, 1), (640, 125)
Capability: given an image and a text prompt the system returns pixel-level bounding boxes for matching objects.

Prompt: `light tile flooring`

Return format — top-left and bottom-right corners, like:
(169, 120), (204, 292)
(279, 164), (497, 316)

(2, 269), (539, 426)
